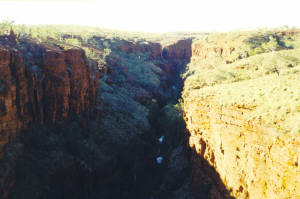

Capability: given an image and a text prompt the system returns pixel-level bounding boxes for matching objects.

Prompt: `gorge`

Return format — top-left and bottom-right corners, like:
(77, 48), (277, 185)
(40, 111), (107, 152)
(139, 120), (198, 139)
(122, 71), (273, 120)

(0, 27), (299, 199)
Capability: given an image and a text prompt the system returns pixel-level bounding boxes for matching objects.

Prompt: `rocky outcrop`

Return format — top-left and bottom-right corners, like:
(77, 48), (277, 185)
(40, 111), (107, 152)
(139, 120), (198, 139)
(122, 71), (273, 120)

(0, 42), (99, 155)
(184, 96), (300, 199)
(190, 33), (249, 66)
(192, 41), (235, 60)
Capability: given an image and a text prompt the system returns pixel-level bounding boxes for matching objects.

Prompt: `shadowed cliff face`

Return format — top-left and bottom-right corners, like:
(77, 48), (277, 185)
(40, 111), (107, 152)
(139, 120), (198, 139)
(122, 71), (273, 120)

(0, 35), (235, 199)
(162, 39), (193, 60)
(188, 144), (235, 199)
(0, 38), (99, 197)
(0, 41), (99, 153)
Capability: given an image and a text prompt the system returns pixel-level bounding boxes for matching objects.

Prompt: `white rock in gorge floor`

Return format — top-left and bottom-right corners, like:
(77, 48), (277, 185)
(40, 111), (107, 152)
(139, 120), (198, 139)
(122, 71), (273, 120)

(156, 156), (163, 164)
(158, 136), (165, 143)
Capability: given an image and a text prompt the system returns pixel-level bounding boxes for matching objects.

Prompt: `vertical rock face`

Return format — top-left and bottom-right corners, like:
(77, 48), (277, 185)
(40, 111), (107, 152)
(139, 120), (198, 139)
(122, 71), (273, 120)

(184, 96), (300, 199)
(183, 34), (300, 198)
(0, 43), (99, 156)
(0, 49), (28, 155)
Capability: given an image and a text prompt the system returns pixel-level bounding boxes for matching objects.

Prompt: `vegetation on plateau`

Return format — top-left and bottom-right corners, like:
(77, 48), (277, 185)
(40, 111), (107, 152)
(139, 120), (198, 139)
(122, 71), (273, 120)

(183, 29), (300, 134)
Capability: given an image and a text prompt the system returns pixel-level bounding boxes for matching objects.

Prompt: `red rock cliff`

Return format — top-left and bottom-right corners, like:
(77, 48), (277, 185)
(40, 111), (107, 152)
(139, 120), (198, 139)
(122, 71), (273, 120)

(0, 42), (99, 156)
(183, 33), (299, 198)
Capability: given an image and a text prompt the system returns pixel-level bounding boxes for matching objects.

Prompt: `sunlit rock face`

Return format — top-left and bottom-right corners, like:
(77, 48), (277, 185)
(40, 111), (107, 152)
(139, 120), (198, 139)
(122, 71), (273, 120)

(184, 96), (299, 199)
(192, 40), (236, 61)
(183, 34), (300, 198)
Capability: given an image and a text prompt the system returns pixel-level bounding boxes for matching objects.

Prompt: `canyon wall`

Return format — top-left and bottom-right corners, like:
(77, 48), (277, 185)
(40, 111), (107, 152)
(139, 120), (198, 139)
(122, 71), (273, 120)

(0, 43), (99, 155)
(183, 35), (300, 199)
(0, 41), (99, 198)
(184, 95), (299, 199)
(162, 39), (193, 60)
(118, 40), (162, 59)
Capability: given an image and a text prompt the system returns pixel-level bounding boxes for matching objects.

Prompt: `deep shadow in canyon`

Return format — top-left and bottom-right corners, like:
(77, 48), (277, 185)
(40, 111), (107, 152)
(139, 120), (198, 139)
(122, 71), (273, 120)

(0, 35), (235, 199)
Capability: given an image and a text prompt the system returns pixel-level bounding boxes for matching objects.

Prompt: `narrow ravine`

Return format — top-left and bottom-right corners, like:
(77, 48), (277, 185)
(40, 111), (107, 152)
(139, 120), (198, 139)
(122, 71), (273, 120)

(132, 41), (236, 199)
(139, 49), (193, 198)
